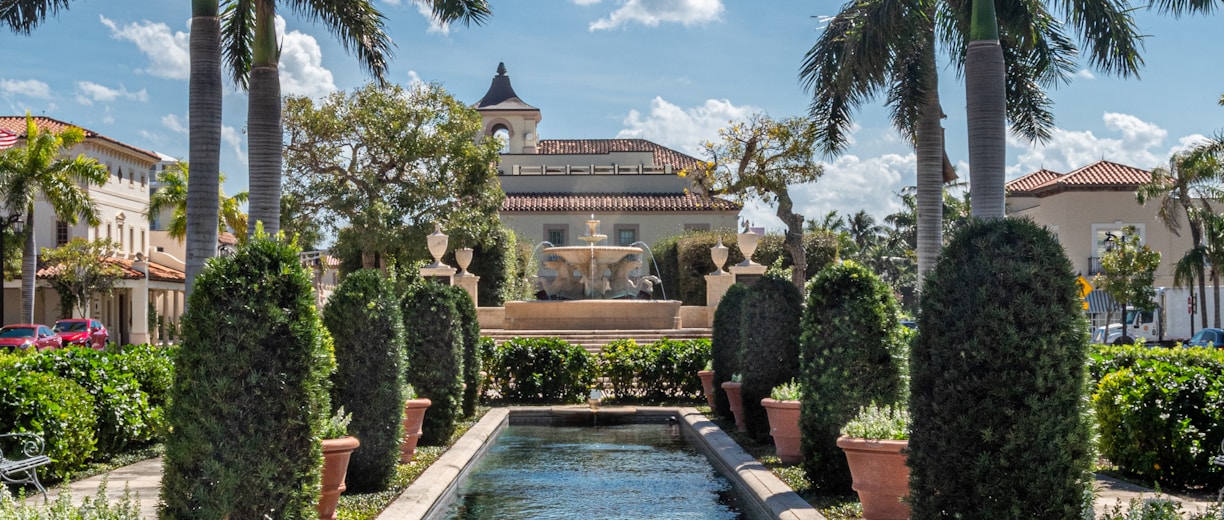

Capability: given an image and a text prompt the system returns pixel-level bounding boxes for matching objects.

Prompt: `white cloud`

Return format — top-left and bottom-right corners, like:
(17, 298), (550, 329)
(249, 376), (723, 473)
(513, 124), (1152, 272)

(162, 114), (186, 134)
(572, 0), (602, 4)
(275, 16), (338, 98)
(589, 0), (723, 31)
(100, 16), (190, 80)
(0, 79), (52, 99)
(617, 96), (757, 156)
(1008, 112), (1176, 177)
(74, 81), (148, 105)
(221, 125), (248, 167)
(413, 0), (451, 34)
(1075, 69), (1096, 80)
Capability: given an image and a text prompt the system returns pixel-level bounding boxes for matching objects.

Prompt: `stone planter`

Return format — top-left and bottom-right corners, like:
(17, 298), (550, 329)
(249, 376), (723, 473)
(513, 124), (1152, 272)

(720, 381), (746, 433)
(837, 436), (910, 520)
(400, 398), (432, 463)
(318, 436), (360, 520)
(761, 398), (802, 464)
(698, 370), (716, 408)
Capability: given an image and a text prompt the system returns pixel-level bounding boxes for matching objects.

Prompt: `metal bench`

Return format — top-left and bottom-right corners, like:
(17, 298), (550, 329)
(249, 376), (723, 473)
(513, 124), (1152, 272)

(0, 433), (51, 501)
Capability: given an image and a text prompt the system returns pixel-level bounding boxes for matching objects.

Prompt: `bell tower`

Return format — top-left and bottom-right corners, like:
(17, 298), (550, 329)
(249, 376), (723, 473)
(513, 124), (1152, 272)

(475, 63), (541, 154)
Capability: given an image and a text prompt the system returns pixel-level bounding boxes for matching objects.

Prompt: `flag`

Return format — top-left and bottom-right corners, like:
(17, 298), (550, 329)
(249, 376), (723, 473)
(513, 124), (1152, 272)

(0, 128), (16, 150)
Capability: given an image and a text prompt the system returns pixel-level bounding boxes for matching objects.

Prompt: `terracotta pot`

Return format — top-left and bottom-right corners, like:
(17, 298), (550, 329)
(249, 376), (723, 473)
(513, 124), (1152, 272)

(698, 370), (716, 408)
(761, 398), (802, 464)
(318, 436), (360, 520)
(837, 436), (910, 520)
(720, 381), (746, 432)
(400, 398), (432, 463)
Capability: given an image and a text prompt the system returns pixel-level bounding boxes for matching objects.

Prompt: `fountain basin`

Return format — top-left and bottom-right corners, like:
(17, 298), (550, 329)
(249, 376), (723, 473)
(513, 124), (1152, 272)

(504, 300), (682, 330)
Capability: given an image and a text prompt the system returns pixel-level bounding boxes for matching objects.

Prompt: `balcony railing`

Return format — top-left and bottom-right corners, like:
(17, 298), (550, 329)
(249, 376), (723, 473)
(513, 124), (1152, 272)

(509, 164), (673, 176)
(1088, 256), (1104, 276)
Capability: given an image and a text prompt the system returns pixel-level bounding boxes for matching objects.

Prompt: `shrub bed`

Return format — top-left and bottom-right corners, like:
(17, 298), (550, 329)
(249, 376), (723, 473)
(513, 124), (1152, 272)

(596, 338), (710, 402)
(0, 369), (96, 480)
(483, 337), (594, 403)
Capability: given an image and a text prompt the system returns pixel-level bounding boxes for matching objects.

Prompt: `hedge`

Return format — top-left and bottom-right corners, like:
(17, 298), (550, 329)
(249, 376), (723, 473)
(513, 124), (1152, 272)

(401, 282), (466, 445)
(483, 337), (594, 403)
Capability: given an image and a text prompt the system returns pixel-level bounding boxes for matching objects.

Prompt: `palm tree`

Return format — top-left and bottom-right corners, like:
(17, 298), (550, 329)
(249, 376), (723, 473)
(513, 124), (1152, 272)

(956, 0), (1145, 218)
(147, 161), (250, 242)
(187, 0), (224, 300)
(1137, 150), (1220, 327)
(0, 113), (109, 322)
(222, 0), (491, 240)
(0, 0), (71, 33)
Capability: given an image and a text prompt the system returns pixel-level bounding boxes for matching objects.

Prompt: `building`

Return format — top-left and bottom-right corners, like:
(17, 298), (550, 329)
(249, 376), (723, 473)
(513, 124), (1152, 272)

(0, 116), (187, 344)
(474, 63), (741, 249)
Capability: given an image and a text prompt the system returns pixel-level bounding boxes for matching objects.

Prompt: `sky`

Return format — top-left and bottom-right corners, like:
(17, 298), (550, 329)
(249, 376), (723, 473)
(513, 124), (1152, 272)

(2, 0), (1222, 235)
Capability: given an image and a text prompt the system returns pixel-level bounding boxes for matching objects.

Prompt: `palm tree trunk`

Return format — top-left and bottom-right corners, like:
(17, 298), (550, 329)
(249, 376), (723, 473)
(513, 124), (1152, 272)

(1215, 267), (1221, 328)
(247, 0), (282, 238)
(20, 205), (35, 322)
(186, 0), (223, 299)
(966, 0), (1006, 219)
(915, 55), (944, 290)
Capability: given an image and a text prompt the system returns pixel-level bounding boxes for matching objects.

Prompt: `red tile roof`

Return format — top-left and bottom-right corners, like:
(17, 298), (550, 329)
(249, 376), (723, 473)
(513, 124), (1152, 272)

(36, 257), (185, 283)
(0, 115), (160, 161)
(532, 139), (703, 171)
(1006, 169), (1062, 194)
(501, 192), (741, 212)
(1007, 160), (1151, 197)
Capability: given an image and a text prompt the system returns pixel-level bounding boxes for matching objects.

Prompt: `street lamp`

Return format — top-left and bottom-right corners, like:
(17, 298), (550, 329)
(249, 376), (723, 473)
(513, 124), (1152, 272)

(0, 213), (25, 325)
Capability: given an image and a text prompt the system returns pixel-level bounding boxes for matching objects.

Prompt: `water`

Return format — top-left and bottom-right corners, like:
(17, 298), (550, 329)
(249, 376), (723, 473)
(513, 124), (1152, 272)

(444, 424), (748, 519)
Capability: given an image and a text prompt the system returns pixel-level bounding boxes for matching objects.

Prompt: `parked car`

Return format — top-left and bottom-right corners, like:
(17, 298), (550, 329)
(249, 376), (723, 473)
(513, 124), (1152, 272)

(53, 318), (108, 349)
(0, 324), (62, 351)
(1185, 328), (1224, 348)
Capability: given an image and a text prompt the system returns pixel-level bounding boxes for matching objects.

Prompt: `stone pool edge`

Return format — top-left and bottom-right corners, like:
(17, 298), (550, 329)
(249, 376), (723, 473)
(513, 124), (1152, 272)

(375, 406), (825, 520)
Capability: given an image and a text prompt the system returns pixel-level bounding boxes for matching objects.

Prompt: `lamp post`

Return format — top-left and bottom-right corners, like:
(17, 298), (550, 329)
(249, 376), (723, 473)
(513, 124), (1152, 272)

(0, 213), (24, 325)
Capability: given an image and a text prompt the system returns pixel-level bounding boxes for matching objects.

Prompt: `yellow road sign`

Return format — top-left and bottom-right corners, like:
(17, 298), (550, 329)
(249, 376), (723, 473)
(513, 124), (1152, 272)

(1076, 276), (1093, 298)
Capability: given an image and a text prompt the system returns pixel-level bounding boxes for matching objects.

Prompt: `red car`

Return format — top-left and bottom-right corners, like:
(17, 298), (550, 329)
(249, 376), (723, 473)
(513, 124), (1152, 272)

(53, 319), (109, 350)
(0, 324), (62, 351)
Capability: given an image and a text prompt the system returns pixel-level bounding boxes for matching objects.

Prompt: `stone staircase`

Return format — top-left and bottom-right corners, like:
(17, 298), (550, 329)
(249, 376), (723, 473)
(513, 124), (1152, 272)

(482, 328), (712, 353)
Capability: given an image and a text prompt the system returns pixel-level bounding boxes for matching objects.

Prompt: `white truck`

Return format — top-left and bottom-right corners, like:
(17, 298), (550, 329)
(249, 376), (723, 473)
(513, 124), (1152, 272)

(1092, 287), (1220, 345)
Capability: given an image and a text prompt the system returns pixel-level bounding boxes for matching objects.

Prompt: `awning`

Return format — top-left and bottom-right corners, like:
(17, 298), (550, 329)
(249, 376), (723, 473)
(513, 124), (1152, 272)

(1086, 289), (1118, 314)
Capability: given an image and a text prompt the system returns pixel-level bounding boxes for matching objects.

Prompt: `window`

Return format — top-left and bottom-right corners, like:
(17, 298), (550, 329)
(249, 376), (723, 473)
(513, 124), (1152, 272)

(544, 225), (568, 246)
(117, 167), (123, 183)
(614, 224), (639, 246)
(56, 221), (68, 246)
(684, 223), (711, 232)
(129, 228), (134, 253)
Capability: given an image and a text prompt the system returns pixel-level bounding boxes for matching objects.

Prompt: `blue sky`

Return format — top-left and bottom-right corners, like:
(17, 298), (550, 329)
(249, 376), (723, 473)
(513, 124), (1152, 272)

(2, 0), (1222, 233)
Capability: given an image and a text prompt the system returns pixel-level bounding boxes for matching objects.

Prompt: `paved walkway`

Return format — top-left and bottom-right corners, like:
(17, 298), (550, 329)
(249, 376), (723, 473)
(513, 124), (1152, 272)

(22, 457), (1217, 519)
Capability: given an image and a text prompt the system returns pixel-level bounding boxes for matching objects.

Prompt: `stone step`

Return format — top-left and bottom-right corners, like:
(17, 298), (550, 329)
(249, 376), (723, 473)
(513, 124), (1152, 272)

(482, 328), (712, 353)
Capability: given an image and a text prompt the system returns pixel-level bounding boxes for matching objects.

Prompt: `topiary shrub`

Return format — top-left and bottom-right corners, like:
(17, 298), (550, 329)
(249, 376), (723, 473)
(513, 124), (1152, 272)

(452, 287), (482, 417)
(161, 236), (334, 519)
(15, 348), (152, 455)
(487, 337), (594, 403)
(799, 260), (907, 493)
(739, 273), (803, 440)
(401, 281), (465, 445)
(712, 283), (751, 419)
(323, 268), (404, 493)
(0, 369), (96, 480)
(909, 218), (1092, 519)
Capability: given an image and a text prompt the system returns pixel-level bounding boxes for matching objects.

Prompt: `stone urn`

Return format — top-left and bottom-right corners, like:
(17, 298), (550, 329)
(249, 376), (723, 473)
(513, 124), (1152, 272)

(318, 436), (360, 520)
(720, 381), (747, 433)
(761, 397), (802, 464)
(837, 436), (910, 520)
(400, 398), (432, 463)
(698, 370), (716, 408)
(455, 247), (474, 275)
(710, 238), (729, 274)
(736, 224), (760, 266)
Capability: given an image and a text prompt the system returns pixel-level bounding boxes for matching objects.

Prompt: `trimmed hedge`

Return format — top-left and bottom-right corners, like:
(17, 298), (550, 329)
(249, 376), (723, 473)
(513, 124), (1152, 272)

(484, 337), (594, 403)
(909, 218), (1092, 519)
(162, 237), (334, 519)
(324, 268), (405, 493)
(111, 343), (175, 440)
(1093, 346), (1224, 490)
(677, 232), (743, 305)
(739, 273), (804, 440)
(799, 260), (907, 493)
(0, 370), (96, 480)
(596, 338), (711, 402)
(401, 282), (465, 445)
(453, 288), (482, 417)
(711, 283), (751, 419)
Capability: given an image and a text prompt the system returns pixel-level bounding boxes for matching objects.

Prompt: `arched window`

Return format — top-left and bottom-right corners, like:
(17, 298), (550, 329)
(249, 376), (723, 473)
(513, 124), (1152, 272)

(492, 126), (510, 154)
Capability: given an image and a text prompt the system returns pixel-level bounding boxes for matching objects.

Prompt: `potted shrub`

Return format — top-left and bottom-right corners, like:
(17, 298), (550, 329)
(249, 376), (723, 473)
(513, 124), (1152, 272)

(698, 360), (716, 408)
(400, 385), (432, 463)
(318, 408), (359, 520)
(720, 374), (746, 433)
(836, 403), (909, 520)
(761, 379), (802, 464)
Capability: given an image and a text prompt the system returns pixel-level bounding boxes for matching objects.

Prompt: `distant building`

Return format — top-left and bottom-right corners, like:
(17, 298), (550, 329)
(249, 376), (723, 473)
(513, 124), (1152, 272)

(474, 63), (740, 249)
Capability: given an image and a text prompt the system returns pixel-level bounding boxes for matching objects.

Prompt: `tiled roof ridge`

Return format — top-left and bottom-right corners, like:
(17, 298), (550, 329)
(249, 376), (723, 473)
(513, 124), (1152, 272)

(501, 192), (742, 212)
(533, 138), (703, 170)
(1009, 160), (1151, 196)
(0, 115), (161, 161)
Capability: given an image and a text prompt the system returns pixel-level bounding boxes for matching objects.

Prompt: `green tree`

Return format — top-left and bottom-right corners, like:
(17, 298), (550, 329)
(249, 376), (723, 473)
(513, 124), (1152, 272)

(0, 113), (109, 322)
(0, 1), (72, 33)
(1094, 226), (1162, 343)
(282, 82), (504, 268)
(146, 160), (249, 242)
(683, 114), (823, 290)
(39, 238), (125, 318)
